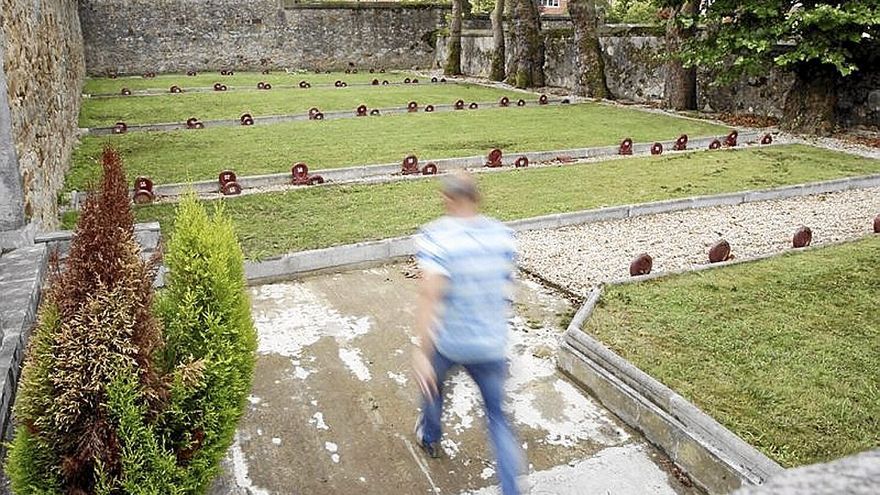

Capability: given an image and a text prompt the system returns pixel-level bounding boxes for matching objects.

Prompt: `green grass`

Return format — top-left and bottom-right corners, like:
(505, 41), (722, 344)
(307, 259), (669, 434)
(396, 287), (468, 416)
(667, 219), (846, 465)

(80, 83), (516, 127)
(83, 70), (419, 94)
(62, 145), (880, 259)
(583, 237), (880, 467)
(67, 104), (726, 190)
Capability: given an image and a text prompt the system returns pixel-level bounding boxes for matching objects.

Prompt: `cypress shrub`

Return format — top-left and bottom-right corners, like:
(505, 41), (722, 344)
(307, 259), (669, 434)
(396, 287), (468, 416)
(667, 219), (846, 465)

(7, 152), (256, 495)
(7, 147), (167, 494)
(154, 194), (257, 493)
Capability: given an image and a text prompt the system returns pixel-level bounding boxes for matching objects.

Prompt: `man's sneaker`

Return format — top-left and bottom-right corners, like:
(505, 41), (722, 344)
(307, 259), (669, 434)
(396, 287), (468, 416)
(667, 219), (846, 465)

(414, 415), (442, 459)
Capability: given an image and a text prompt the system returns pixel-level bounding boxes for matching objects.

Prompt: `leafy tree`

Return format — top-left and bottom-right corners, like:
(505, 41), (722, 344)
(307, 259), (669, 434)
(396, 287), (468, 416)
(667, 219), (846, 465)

(445, 0), (464, 75)
(683, 0), (880, 132)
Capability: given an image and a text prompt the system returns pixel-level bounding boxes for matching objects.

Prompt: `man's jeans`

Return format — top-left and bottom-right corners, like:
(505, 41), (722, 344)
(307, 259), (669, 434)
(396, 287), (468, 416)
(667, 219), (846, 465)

(418, 351), (524, 495)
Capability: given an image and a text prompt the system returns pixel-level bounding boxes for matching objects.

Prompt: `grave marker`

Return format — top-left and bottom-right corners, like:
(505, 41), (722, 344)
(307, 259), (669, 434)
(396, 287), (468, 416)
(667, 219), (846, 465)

(499, 96), (510, 107)
(469, 102), (479, 109)
(402, 155), (419, 175)
(793, 226), (812, 248)
(539, 94), (549, 105)
(170, 85), (183, 94)
(454, 99), (465, 110)
(673, 134), (688, 151)
(709, 139), (722, 150)
(133, 176), (155, 204)
(219, 170), (241, 195)
(113, 122), (128, 134)
(630, 253), (653, 276)
(370, 109), (380, 116)
(725, 130), (738, 147)
(422, 163), (438, 175)
(761, 134), (773, 145)
(514, 156), (529, 168)
(356, 105), (368, 117)
(619, 138), (633, 155)
(709, 239), (731, 263)
(651, 142), (663, 155)
(408, 101), (418, 112)
(425, 105), (435, 112)
(486, 148), (503, 168)
(240, 114), (255, 126)
(121, 88), (132, 96)
(517, 99), (526, 107)
(291, 163), (325, 186)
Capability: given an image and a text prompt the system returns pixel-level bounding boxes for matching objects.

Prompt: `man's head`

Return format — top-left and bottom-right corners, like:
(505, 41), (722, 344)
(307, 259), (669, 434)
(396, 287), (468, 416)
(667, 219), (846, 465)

(441, 172), (480, 217)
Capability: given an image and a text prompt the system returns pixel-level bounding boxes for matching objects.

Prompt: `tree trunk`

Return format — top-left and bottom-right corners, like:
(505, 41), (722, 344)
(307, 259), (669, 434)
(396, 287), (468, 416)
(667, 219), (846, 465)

(663, 2), (697, 110)
(569, 0), (608, 98)
(490, 0), (506, 81)
(509, 0), (544, 88)
(445, 0), (463, 76)
(782, 67), (838, 135)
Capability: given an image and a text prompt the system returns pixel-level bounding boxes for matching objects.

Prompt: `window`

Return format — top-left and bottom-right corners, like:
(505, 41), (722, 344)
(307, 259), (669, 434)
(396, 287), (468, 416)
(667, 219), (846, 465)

(540, 0), (560, 7)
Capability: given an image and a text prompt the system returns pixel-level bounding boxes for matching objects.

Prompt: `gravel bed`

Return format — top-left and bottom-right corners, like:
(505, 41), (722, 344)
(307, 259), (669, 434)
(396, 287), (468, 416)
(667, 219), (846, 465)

(518, 186), (880, 297)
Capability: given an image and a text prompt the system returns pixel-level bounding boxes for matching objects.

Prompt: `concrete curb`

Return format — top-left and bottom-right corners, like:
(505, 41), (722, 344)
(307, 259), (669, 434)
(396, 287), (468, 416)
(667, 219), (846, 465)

(69, 131), (768, 208)
(34, 222), (162, 261)
(233, 172), (880, 284)
(82, 96), (561, 136)
(559, 263), (791, 493)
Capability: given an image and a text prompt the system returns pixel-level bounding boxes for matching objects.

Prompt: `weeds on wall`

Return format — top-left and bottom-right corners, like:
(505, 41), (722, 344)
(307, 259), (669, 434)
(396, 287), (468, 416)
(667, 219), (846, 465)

(6, 148), (256, 495)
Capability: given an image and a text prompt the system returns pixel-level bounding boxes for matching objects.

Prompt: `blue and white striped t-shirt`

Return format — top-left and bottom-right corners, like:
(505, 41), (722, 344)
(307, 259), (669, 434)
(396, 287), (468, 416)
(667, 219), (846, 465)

(416, 215), (517, 364)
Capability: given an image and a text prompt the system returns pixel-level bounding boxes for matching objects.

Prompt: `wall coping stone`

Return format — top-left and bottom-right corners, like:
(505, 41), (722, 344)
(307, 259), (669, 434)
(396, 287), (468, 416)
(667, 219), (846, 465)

(282, 1), (450, 10)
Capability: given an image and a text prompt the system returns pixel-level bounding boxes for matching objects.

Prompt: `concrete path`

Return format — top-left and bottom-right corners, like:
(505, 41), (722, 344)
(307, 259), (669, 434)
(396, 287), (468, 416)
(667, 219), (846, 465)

(211, 264), (700, 494)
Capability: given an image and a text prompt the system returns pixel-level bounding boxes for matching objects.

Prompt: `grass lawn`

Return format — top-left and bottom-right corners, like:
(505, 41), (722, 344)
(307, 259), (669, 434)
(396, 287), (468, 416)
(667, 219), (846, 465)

(83, 70), (419, 94)
(80, 83), (517, 127)
(68, 104), (726, 190)
(582, 237), (880, 467)
(62, 145), (880, 259)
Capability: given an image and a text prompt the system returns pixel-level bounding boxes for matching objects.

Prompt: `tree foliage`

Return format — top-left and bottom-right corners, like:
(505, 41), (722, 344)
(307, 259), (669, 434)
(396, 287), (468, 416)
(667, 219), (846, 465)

(682, 0), (880, 80)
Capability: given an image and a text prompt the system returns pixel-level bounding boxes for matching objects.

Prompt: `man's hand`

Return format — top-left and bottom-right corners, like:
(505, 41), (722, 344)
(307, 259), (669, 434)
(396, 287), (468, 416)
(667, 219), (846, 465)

(413, 270), (447, 398)
(413, 349), (438, 398)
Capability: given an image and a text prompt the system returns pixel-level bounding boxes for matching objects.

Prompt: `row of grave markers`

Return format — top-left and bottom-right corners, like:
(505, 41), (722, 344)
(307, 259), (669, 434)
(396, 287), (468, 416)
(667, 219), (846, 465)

(116, 75), (446, 96)
(109, 95), (557, 133)
(127, 128), (770, 198)
(629, 222), (880, 277)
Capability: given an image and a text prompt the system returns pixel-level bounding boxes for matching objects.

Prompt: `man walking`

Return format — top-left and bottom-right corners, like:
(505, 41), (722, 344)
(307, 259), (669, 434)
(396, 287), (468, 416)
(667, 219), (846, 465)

(412, 172), (524, 495)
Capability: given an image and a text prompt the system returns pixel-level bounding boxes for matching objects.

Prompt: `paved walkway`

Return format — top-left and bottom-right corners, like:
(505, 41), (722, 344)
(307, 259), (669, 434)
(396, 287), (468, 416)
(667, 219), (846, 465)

(211, 265), (699, 494)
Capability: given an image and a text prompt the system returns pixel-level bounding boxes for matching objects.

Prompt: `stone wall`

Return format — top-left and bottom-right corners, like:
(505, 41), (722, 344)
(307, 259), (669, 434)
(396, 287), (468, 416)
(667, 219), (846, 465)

(437, 22), (666, 103)
(439, 19), (878, 129)
(0, 0), (85, 233)
(79, 0), (449, 75)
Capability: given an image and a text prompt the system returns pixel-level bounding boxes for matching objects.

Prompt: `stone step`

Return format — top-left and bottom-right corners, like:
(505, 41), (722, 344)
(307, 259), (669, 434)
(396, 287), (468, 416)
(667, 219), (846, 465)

(0, 244), (47, 441)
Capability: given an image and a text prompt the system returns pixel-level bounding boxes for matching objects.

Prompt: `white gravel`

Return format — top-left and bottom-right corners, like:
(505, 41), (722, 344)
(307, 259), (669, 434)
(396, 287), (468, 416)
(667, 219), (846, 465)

(518, 187), (880, 297)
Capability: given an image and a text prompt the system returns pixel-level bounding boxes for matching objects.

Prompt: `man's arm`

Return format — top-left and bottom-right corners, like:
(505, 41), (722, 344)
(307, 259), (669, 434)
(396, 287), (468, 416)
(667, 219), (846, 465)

(413, 270), (447, 398)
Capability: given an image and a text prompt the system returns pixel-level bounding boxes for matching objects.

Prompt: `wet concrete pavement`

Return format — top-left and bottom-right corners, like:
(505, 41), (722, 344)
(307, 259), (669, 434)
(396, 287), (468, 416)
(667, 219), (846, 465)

(212, 264), (700, 495)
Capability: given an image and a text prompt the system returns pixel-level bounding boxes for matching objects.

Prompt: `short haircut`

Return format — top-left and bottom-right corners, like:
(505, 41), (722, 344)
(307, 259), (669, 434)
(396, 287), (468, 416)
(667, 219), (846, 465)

(441, 172), (480, 203)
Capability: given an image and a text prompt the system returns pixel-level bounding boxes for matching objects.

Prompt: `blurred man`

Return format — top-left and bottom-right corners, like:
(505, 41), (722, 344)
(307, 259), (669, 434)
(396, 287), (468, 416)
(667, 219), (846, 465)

(412, 172), (524, 495)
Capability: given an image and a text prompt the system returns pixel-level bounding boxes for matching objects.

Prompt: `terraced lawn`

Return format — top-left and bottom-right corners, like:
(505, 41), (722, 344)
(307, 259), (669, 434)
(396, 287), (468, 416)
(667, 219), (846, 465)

(80, 82), (518, 127)
(62, 145), (880, 259)
(83, 70), (419, 94)
(583, 237), (880, 467)
(67, 104), (726, 190)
